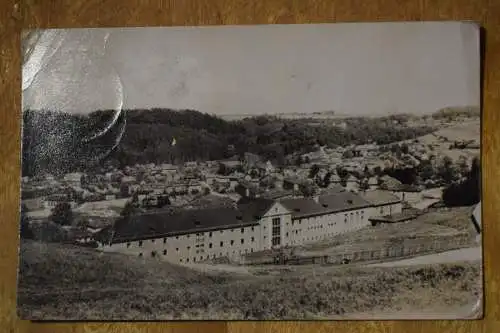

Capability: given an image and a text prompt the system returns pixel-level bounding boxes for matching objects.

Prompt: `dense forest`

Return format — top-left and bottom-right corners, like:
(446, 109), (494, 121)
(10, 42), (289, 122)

(22, 108), (436, 176)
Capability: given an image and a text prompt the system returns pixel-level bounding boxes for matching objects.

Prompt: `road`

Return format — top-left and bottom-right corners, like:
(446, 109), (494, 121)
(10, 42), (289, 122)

(337, 300), (482, 320)
(365, 246), (482, 268)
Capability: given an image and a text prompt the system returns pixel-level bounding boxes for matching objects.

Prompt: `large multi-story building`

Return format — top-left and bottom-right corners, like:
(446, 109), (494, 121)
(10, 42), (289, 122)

(97, 190), (402, 264)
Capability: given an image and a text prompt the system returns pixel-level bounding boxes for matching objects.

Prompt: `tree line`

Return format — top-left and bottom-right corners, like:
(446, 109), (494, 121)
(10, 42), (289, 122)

(22, 108), (436, 177)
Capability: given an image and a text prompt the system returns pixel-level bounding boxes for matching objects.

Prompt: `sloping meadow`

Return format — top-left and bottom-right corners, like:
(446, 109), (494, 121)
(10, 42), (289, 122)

(17, 240), (481, 320)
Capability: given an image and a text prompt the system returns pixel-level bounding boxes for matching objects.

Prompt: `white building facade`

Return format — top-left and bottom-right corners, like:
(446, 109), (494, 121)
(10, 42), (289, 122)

(98, 191), (402, 264)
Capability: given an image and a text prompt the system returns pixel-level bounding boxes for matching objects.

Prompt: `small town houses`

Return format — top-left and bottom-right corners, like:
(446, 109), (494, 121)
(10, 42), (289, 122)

(22, 135), (457, 258)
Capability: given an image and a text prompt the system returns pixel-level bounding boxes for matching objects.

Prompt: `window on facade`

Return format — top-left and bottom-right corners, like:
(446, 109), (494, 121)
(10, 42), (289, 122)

(138, 253), (143, 257)
(193, 257), (196, 262)
(209, 232), (213, 237)
(251, 227), (255, 232)
(209, 243), (213, 248)
(200, 256), (203, 261)
(186, 258), (189, 263)
(151, 239), (155, 243)
(272, 217), (281, 246)
(187, 246), (191, 250)
(138, 241), (143, 247)
(163, 250), (167, 255)
(176, 247), (179, 251)
(163, 238), (166, 244)
(241, 228), (244, 233)
(186, 235), (190, 239)
(231, 240), (235, 245)
(251, 237), (255, 242)
(180, 259), (183, 262)
(151, 251), (156, 257)
(241, 239), (244, 244)
(126, 242), (131, 248)
(220, 241), (224, 247)
(220, 230), (223, 234)
(176, 236), (179, 239)
(380, 207), (384, 214)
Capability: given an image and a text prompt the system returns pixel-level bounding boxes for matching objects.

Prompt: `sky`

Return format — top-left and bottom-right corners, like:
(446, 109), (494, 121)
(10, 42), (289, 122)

(22, 22), (480, 116)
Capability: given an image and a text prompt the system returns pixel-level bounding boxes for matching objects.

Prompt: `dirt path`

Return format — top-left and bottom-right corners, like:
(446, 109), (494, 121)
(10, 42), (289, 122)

(365, 246), (482, 268)
(336, 300), (482, 320)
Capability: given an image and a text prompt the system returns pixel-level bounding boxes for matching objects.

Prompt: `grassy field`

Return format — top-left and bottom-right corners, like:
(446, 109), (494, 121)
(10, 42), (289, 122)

(18, 240), (481, 320)
(416, 120), (480, 161)
(286, 207), (477, 257)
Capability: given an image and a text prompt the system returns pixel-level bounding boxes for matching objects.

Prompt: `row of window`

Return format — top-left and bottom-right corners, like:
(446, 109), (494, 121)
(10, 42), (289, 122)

(290, 210), (365, 227)
(138, 249), (168, 257)
(132, 237), (258, 252)
(137, 248), (256, 261)
(127, 227), (257, 248)
(344, 211), (365, 223)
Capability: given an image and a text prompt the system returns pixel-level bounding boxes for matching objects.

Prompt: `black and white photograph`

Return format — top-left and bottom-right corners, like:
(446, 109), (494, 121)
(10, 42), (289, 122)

(18, 22), (482, 320)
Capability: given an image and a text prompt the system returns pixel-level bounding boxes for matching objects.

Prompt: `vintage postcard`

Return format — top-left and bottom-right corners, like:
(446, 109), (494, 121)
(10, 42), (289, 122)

(18, 22), (482, 320)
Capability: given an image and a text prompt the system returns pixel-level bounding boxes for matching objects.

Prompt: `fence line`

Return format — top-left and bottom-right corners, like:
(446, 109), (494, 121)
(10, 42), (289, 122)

(244, 233), (474, 266)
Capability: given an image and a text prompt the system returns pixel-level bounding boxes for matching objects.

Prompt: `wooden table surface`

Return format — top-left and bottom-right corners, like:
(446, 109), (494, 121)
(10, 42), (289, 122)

(1, 0), (499, 332)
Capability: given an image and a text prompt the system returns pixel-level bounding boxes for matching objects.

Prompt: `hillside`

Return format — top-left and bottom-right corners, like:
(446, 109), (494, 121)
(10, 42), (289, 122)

(18, 240), (481, 320)
(22, 108), (436, 176)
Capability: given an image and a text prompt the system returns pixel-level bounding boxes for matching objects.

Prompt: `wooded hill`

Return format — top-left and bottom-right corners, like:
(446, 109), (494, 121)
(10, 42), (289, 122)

(22, 108), (438, 176)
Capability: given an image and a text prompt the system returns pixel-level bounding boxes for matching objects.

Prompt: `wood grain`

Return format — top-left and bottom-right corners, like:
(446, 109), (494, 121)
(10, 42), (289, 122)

(1, 0), (498, 332)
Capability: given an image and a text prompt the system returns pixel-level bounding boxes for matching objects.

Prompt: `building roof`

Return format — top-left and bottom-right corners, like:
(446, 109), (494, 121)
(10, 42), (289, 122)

(283, 177), (304, 185)
(359, 190), (401, 207)
(280, 198), (327, 219)
(237, 197), (276, 220)
(319, 186), (345, 196)
(110, 207), (258, 244)
(219, 160), (242, 167)
(368, 210), (420, 223)
(280, 191), (371, 219)
(318, 191), (372, 213)
(379, 175), (402, 189)
(330, 174), (341, 182)
(346, 175), (359, 182)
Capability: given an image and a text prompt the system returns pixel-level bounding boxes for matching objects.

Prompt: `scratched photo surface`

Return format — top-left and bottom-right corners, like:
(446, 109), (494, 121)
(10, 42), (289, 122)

(18, 22), (483, 320)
